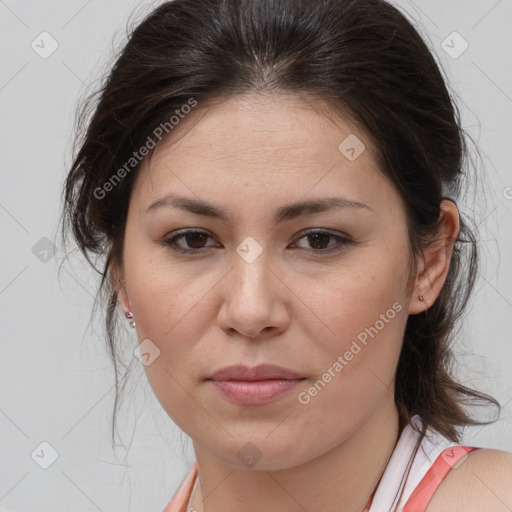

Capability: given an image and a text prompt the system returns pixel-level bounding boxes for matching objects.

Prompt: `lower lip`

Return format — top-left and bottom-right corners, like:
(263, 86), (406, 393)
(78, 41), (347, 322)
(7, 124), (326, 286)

(209, 379), (305, 405)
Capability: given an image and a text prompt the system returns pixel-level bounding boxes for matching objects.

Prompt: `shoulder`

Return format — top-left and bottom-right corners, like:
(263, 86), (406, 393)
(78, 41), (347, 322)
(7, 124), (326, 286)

(426, 448), (512, 512)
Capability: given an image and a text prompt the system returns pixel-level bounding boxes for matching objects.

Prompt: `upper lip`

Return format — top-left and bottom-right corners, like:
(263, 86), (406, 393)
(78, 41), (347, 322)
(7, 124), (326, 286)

(208, 364), (305, 381)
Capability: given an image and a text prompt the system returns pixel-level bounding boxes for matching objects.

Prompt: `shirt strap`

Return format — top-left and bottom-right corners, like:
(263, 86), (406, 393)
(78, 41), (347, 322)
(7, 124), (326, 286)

(401, 446), (480, 511)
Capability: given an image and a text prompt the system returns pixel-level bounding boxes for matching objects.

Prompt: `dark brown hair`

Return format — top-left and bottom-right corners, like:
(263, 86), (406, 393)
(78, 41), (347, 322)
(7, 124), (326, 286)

(60, 0), (500, 443)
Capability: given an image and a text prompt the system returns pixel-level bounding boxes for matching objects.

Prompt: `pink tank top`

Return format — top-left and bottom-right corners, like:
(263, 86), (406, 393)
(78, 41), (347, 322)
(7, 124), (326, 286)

(162, 415), (479, 512)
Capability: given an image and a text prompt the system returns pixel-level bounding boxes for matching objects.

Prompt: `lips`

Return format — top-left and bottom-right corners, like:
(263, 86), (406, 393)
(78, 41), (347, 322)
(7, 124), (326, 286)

(207, 364), (304, 382)
(207, 364), (306, 406)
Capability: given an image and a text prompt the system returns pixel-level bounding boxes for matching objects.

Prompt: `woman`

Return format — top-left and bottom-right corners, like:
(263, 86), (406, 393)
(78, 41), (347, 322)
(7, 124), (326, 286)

(60, 0), (512, 510)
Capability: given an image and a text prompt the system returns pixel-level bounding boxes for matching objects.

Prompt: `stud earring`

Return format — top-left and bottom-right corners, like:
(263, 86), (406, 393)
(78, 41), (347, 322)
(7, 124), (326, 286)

(418, 295), (425, 302)
(124, 310), (136, 328)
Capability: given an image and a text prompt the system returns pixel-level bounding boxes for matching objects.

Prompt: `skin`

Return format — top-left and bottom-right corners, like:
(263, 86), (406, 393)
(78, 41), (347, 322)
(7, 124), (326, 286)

(114, 92), (465, 512)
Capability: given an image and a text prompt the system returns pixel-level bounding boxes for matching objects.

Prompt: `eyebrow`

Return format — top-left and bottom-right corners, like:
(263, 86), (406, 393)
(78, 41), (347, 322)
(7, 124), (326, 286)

(146, 194), (372, 223)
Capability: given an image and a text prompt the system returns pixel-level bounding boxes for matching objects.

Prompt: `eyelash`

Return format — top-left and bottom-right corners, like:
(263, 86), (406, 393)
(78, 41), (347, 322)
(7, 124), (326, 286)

(161, 229), (353, 256)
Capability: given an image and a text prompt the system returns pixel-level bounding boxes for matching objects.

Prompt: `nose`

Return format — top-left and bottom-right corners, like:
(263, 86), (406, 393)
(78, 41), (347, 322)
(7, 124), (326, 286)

(217, 250), (290, 340)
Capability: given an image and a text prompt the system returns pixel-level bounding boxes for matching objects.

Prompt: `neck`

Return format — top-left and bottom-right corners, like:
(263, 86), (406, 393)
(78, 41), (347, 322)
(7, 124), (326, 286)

(189, 402), (401, 512)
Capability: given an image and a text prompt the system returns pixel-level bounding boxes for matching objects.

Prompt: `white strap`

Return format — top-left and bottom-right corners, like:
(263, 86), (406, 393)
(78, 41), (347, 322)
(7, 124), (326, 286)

(368, 415), (453, 512)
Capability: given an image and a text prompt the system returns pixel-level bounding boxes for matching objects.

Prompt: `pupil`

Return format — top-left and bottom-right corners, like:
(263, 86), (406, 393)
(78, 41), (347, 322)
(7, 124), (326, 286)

(187, 233), (207, 248)
(309, 233), (329, 249)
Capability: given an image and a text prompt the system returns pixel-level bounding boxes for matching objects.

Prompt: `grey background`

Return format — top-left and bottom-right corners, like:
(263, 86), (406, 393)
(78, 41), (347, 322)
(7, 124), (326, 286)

(0, 0), (511, 511)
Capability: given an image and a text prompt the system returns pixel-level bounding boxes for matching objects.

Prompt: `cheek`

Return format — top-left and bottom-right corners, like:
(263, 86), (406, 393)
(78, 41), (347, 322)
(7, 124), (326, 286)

(303, 281), (407, 394)
(124, 239), (208, 339)
(300, 241), (409, 334)
(290, 276), (408, 447)
(121, 248), (207, 395)
(296, 242), (410, 391)
(129, 270), (207, 428)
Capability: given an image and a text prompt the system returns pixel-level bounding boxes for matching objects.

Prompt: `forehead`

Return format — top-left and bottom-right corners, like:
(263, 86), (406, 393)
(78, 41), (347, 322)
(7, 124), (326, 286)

(151, 93), (373, 166)
(131, 93), (401, 218)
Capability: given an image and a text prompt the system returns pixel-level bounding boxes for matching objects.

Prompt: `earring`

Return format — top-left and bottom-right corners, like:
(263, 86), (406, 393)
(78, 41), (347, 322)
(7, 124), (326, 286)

(124, 310), (136, 328)
(418, 295), (425, 302)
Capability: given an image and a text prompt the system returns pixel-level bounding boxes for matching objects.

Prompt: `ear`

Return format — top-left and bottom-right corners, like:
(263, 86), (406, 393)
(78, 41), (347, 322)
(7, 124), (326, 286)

(109, 263), (130, 313)
(408, 200), (460, 315)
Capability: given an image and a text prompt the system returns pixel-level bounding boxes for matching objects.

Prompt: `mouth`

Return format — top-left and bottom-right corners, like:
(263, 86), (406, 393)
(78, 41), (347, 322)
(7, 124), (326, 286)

(206, 364), (306, 405)
(208, 378), (306, 405)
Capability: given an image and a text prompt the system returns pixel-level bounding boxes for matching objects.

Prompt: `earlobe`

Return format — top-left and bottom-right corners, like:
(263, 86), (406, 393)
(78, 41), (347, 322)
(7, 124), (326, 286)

(109, 265), (130, 312)
(408, 200), (460, 315)
(109, 266), (136, 328)
(117, 284), (130, 312)
(408, 290), (428, 315)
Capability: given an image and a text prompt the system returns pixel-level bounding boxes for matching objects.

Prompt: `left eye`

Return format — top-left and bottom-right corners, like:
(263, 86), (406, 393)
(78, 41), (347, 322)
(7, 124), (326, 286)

(293, 230), (351, 254)
(162, 229), (351, 254)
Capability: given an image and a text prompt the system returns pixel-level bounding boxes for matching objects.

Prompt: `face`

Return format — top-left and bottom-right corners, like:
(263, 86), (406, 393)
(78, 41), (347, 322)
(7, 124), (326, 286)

(116, 93), (416, 470)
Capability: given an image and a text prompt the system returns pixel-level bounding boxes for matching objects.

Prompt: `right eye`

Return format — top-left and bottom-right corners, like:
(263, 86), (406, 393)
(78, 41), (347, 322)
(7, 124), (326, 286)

(162, 229), (218, 253)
